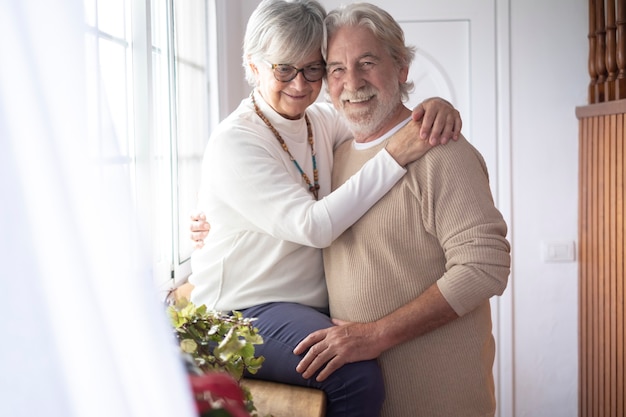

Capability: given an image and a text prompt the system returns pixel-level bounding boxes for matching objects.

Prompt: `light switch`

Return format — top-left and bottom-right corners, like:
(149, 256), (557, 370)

(541, 241), (576, 263)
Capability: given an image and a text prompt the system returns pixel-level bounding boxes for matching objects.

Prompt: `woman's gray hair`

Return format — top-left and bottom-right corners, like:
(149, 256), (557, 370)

(243, 0), (327, 86)
(323, 3), (415, 101)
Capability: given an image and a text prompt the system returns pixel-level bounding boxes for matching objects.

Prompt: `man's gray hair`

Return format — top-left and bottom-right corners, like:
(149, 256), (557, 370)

(243, 0), (327, 87)
(323, 2), (416, 101)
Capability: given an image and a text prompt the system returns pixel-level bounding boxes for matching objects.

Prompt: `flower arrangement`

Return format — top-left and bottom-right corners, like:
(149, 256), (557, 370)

(167, 299), (266, 417)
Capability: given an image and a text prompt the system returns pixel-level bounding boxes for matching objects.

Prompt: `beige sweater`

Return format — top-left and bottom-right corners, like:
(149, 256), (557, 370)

(323, 135), (511, 417)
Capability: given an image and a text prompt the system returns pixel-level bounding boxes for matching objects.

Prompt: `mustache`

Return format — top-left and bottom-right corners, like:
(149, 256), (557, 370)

(339, 87), (377, 102)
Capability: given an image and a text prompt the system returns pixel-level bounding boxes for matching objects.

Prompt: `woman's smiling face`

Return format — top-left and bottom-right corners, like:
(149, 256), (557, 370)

(253, 51), (325, 120)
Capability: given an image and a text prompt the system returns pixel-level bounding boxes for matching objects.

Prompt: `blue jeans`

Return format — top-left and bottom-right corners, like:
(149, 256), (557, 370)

(241, 302), (385, 417)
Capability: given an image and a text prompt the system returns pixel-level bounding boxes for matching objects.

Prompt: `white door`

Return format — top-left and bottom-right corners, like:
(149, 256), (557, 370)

(318, 1), (512, 416)
(320, 0), (497, 179)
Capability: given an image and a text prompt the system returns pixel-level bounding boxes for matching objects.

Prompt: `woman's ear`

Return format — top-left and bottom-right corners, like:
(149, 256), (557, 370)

(247, 56), (259, 76)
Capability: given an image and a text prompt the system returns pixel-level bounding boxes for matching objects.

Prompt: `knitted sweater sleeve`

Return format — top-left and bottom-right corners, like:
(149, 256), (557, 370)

(413, 136), (511, 316)
(201, 123), (406, 249)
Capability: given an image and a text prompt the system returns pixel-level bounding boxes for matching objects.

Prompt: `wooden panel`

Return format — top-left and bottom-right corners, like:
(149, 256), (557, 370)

(242, 379), (326, 417)
(615, 115), (626, 416)
(578, 104), (626, 417)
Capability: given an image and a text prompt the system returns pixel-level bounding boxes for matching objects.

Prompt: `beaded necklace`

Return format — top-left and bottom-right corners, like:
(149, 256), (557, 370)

(250, 92), (320, 200)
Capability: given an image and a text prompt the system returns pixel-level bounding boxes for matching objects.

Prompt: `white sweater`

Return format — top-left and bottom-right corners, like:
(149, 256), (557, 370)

(189, 91), (407, 311)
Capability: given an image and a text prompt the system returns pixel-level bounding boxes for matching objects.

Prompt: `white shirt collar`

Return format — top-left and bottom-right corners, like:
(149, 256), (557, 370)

(352, 116), (412, 150)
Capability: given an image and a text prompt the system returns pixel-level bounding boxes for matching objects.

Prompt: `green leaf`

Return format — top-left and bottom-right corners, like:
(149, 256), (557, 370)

(180, 339), (198, 354)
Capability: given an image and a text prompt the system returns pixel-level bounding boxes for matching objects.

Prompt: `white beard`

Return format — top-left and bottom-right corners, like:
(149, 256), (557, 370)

(339, 83), (402, 140)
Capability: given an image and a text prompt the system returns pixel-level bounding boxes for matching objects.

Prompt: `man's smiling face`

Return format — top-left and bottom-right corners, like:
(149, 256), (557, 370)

(325, 24), (408, 140)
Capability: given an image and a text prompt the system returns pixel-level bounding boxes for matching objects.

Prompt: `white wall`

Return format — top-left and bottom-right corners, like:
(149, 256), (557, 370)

(509, 0), (586, 415)
(216, 0), (588, 415)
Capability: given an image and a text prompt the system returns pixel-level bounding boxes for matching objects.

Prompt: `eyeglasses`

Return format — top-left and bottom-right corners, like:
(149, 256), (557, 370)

(267, 62), (326, 83)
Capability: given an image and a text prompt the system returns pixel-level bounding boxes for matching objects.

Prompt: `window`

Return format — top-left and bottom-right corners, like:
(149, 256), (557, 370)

(84, 0), (211, 295)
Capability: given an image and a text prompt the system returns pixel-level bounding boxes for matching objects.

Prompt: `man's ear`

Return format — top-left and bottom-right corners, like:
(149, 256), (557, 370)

(398, 64), (409, 83)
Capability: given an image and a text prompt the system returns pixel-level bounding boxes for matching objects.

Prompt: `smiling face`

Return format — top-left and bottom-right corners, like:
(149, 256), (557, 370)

(251, 50), (324, 120)
(326, 25), (409, 141)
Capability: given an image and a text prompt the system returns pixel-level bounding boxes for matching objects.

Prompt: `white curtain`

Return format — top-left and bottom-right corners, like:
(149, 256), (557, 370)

(0, 1), (197, 416)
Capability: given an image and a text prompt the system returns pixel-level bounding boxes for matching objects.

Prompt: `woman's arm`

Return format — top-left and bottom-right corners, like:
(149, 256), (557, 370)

(203, 122), (419, 248)
(192, 97), (463, 246)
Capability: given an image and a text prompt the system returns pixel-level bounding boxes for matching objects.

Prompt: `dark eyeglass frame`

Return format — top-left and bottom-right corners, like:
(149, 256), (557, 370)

(266, 61), (326, 83)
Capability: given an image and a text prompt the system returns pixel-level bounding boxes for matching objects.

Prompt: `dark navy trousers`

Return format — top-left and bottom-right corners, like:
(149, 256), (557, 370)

(241, 302), (385, 417)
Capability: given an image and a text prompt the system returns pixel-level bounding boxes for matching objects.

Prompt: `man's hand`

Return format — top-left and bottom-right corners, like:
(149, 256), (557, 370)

(293, 319), (384, 382)
(190, 212), (210, 249)
(413, 97), (462, 145)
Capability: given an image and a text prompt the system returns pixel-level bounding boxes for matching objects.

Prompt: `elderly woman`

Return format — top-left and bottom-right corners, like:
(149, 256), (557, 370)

(187, 1), (461, 416)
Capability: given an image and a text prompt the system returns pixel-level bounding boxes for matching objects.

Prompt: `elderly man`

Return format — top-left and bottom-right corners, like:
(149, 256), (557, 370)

(293, 3), (511, 417)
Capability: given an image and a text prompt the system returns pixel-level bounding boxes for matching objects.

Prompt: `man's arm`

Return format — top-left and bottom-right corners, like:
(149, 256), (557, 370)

(294, 137), (510, 383)
(292, 283), (458, 382)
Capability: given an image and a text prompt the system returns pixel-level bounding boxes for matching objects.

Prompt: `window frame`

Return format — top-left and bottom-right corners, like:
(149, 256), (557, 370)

(85, 0), (214, 295)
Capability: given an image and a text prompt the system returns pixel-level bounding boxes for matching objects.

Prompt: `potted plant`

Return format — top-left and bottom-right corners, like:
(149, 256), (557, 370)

(167, 299), (266, 417)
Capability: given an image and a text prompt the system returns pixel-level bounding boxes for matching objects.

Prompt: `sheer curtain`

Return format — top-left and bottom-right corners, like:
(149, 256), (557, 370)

(0, 1), (196, 416)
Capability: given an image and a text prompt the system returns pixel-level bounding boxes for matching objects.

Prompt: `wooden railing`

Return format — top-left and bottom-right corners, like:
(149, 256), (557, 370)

(588, 0), (626, 103)
(579, 2), (626, 417)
